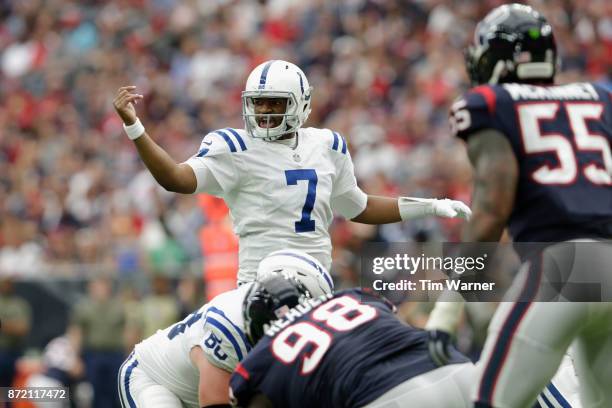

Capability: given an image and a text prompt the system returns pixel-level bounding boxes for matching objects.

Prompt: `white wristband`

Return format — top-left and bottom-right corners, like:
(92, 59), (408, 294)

(123, 118), (145, 140)
(398, 197), (435, 221)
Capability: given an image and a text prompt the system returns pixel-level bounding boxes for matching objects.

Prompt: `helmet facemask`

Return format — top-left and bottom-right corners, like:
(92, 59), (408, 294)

(242, 91), (302, 141)
(242, 60), (313, 141)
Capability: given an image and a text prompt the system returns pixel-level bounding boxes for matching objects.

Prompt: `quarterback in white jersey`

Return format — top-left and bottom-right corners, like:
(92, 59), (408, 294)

(118, 250), (333, 408)
(185, 125), (360, 282)
(113, 60), (472, 284)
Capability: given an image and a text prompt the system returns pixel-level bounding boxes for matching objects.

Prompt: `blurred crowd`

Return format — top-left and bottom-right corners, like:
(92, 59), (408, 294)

(0, 0), (610, 405)
(0, 274), (204, 408)
(0, 0), (610, 282)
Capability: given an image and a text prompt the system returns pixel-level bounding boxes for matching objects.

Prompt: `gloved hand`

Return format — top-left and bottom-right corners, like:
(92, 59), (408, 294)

(398, 197), (472, 221)
(427, 329), (454, 367)
(431, 198), (472, 220)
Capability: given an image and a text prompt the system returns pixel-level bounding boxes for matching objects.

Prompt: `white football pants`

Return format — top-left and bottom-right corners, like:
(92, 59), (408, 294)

(364, 362), (476, 408)
(474, 240), (612, 408)
(118, 352), (196, 408)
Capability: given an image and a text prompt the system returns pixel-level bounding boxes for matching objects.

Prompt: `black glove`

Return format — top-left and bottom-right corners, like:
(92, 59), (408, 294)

(427, 330), (454, 367)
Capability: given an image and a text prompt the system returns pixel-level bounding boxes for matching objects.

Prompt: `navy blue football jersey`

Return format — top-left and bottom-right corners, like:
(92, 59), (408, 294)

(451, 82), (612, 242)
(229, 288), (468, 408)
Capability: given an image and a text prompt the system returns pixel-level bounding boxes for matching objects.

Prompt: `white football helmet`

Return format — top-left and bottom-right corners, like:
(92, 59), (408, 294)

(242, 60), (312, 141)
(256, 249), (333, 297)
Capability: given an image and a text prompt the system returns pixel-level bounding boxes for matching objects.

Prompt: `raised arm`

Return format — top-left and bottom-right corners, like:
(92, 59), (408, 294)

(113, 86), (197, 193)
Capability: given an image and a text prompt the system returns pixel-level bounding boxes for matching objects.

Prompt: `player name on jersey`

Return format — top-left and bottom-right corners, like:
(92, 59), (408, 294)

(503, 83), (599, 101)
(453, 81), (612, 243)
(265, 293), (333, 337)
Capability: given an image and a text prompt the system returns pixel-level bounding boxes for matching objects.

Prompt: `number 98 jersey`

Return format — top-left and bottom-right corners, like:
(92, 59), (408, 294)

(451, 82), (612, 242)
(229, 289), (468, 408)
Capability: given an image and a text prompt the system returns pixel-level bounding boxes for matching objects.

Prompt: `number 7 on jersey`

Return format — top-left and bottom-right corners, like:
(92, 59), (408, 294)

(285, 169), (318, 233)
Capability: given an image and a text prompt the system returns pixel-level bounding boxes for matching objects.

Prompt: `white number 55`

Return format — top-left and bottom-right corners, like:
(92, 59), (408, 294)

(518, 102), (611, 186)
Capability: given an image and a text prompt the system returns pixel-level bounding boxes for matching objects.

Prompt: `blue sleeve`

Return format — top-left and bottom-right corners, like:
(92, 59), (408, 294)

(594, 80), (612, 94)
(342, 288), (396, 312)
(229, 362), (254, 407)
(450, 85), (501, 141)
(229, 340), (272, 407)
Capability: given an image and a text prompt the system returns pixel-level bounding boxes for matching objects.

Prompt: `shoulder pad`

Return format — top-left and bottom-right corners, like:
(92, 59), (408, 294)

(450, 85), (500, 140)
(195, 128), (248, 158)
(593, 80), (612, 94)
(337, 288), (395, 312)
(327, 129), (348, 155)
(592, 81), (612, 106)
(201, 306), (251, 371)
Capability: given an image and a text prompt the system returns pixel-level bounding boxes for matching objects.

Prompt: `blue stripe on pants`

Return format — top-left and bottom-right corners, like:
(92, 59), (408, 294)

(120, 353), (139, 408)
(476, 255), (544, 405)
(117, 353), (132, 408)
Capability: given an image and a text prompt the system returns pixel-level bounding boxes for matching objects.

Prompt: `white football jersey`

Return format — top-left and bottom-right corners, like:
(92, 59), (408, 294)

(185, 127), (359, 283)
(134, 283), (253, 407)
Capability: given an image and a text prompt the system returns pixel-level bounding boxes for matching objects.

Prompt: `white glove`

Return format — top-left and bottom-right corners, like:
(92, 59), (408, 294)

(398, 197), (471, 221)
(432, 198), (472, 220)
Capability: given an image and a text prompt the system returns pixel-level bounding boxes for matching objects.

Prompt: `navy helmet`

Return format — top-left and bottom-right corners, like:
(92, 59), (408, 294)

(243, 273), (310, 345)
(466, 3), (557, 85)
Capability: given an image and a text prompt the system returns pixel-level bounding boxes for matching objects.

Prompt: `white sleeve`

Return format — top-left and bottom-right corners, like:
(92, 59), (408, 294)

(332, 146), (359, 198)
(331, 185), (368, 219)
(543, 353), (581, 407)
(183, 131), (240, 196)
(198, 308), (251, 373)
(184, 159), (223, 196)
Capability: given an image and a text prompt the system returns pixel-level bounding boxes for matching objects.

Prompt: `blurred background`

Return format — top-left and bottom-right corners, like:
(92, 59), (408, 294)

(0, 0), (610, 407)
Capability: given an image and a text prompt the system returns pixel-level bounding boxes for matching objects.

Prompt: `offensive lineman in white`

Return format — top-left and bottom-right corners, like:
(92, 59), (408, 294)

(118, 250), (334, 408)
(113, 60), (471, 284)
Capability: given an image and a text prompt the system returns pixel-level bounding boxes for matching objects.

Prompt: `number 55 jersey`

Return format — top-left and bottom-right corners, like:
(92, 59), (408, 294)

(450, 82), (612, 243)
(184, 127), (362, 284)
(229, 289), (469, 408)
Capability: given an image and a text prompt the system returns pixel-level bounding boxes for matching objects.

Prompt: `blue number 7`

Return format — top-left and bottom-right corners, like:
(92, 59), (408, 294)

(285, 169), (318, 233)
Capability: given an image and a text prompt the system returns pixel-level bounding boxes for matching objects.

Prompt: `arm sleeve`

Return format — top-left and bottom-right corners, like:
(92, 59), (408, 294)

(331, 185), (368, 219)
(194, 312), (251, 373)
(450, 86), (500, 141)
(229, 363), (253, 408)
(331, 148), (359, 198)
(184, 158), (223, 196)
(229, 339), (274, 408)
(184, 132), (240, 196)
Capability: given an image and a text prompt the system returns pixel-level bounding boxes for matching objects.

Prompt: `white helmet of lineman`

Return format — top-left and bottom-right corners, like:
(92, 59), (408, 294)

(242, 60), (313, 141)
(256, 249), (333, 297)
